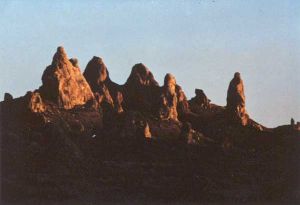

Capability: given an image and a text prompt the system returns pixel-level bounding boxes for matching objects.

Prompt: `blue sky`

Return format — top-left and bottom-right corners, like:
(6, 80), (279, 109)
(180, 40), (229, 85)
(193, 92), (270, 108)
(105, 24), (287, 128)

(0, 0), (299, 127)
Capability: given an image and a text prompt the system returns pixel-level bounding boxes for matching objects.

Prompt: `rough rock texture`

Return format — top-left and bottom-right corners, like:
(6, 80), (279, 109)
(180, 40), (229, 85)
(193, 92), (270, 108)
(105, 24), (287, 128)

(1, 47), (299, 204)
(25, 91), (46, 113)
(40, 47), (94, 109)
(4, 92), (13, 102)
(226, 72), (249, 125)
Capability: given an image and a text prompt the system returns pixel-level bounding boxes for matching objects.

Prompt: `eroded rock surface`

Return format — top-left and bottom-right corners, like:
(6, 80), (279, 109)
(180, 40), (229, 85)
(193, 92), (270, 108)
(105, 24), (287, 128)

(40, 47), (94, 109)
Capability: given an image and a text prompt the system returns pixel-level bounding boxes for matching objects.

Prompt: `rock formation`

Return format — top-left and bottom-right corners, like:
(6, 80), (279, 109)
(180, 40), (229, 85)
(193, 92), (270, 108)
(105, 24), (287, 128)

(1, 46), (299, 204)
(83, 56), (123, 113)
(40, 47), (94, 109)
(226, 72), (248, 125)
(124, 63), (160, 112)
(159, 73), (178, 120)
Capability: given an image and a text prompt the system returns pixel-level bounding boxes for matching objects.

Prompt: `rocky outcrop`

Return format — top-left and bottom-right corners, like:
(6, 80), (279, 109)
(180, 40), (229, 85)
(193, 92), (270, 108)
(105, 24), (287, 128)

(83, 56), (123, 113)
(40, 47), (94, 109)
(226, 72), (248, 125)
(123, 63), (160, 112)
(83, 56), (110, 91)
(159, 73), (190, 120)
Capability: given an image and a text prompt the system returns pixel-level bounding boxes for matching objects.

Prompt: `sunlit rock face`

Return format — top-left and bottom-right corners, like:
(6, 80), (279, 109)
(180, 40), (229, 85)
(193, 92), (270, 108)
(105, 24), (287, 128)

(25, 91), (45, 113)
(226, 72), (249, 125)
(40, 47), (94, 109)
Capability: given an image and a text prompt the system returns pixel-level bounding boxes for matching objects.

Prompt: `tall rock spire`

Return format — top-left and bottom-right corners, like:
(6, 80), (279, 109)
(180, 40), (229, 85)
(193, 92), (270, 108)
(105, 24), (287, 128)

(226, 72), (248, 125)
(40, 46), (94, 109)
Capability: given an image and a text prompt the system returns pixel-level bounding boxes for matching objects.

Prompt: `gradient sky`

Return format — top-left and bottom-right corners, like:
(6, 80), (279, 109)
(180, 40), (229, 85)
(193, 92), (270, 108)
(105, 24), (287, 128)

(0, 0), (299, 127)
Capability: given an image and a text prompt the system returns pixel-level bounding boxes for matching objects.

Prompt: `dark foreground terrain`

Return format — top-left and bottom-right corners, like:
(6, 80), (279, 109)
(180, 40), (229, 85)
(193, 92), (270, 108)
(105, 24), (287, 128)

(1, 47), (299, 204)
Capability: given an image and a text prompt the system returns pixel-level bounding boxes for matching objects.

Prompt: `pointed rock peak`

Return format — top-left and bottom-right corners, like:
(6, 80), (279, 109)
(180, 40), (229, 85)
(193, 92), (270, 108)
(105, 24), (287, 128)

(163, 73), (177, 95)
(126, 63), (159, 86)
(83, 56), (110, 91)
(51, 46), (70, 67)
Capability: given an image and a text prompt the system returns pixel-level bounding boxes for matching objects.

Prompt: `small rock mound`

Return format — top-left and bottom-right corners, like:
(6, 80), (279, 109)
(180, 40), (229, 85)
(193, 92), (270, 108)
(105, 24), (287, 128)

(226, 72), (248, 125)
(40, 46), (94, 109)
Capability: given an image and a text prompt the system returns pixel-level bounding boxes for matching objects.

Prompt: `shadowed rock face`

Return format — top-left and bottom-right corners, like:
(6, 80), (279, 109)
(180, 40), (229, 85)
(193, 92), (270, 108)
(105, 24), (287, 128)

(123, 63), (160, 112)
(83, 56), (110, 92)
(40, 47), (94, 109)
(226, 72), (248, 125)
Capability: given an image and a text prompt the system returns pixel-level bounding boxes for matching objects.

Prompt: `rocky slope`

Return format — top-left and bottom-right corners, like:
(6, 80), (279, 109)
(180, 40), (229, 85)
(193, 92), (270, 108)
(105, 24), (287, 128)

(1, 47), (299, 204)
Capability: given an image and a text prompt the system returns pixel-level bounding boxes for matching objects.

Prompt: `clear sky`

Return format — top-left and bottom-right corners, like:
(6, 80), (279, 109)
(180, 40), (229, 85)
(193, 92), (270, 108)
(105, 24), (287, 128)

(0, 0), (299, 127)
